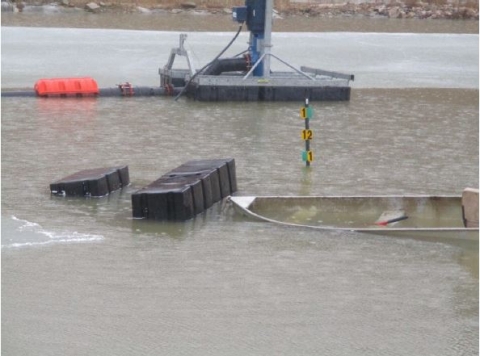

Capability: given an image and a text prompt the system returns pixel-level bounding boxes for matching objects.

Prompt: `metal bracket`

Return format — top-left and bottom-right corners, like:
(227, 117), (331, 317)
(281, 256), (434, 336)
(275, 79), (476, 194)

(301, 66), (355, 82)
(164, 34), (196, 77)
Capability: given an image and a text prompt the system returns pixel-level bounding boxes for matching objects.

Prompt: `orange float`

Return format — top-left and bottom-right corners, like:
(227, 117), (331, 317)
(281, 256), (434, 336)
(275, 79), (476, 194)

(34, 77), (99, 97)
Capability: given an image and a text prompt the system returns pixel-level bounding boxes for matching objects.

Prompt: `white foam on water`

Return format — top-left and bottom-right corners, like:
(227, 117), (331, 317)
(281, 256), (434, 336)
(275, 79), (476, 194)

(2, 216), (104, 249)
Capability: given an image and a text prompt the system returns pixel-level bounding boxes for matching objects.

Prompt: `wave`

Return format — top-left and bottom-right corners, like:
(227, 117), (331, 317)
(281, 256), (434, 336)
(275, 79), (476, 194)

(2, 216), (104, 249)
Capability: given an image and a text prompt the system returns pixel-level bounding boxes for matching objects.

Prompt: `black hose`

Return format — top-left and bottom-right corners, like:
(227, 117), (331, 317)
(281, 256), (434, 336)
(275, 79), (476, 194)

(202, 58), (249, 76)
(174, 23), (244, 101)
(98, 86), (183, 97)
(1, 90), (37, 97)
(1, 86), (184, 98)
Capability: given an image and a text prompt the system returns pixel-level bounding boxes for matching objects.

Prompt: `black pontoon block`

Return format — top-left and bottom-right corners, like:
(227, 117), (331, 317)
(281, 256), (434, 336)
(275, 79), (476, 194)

(131, 159), (237, 221)
(187, 85), (351, 102)
(50, 165), (129, 197)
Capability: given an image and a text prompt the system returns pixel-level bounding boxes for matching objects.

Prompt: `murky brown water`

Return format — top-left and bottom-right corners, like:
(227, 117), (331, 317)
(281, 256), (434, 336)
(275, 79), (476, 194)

(2, 19), (478, 356)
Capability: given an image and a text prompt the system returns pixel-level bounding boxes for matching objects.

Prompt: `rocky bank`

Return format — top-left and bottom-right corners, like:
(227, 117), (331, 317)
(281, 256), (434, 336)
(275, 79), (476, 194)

(1, 0), (479, 20)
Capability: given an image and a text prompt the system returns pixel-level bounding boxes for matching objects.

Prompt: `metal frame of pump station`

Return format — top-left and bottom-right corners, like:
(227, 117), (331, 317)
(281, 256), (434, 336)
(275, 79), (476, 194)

(159, 0), (354, 101)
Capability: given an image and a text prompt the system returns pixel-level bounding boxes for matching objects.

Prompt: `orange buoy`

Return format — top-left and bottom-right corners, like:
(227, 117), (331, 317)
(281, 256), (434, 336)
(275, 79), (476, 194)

(34, 77), (99, 97)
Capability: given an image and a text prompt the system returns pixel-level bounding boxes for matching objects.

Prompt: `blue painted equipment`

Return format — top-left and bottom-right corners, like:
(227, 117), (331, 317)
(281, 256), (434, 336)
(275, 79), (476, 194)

(233, 0), (268, 76)
(232, 6), (247, 23)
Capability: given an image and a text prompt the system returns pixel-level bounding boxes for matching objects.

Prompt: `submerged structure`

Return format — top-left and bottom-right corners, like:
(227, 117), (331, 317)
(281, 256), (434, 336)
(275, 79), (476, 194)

(160, 0), (354, 102)
(229, 189), (479, 240)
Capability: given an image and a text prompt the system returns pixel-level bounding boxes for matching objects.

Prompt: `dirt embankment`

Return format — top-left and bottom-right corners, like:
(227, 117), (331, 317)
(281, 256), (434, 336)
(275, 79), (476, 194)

(3, 0), (479, 20)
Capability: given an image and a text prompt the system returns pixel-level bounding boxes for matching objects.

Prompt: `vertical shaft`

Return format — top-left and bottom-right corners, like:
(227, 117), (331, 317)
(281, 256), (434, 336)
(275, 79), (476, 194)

(262, 0), (273, 77)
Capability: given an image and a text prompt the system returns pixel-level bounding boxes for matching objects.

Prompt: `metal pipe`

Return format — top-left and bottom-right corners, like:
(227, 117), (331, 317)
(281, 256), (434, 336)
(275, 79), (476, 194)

(202, 58), (249, 76)
(300, 66), (355, 81)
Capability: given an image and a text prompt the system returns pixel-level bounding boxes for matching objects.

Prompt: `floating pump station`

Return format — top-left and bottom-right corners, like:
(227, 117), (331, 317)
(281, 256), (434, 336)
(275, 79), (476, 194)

(2, 0), (353, 101)
(163, 0), (354, 101)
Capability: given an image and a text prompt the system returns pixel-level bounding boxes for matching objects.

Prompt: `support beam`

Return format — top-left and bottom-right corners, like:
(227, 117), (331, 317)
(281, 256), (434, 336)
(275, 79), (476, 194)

(301, 66), (355, 81)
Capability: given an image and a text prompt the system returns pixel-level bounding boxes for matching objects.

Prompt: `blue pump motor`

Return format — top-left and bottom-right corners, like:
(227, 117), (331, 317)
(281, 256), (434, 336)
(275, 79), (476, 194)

(232, 6), (248, 23)
(232, 1), (266, 34)
(245, 0), (266, 34)
(231, 0), (267, 77)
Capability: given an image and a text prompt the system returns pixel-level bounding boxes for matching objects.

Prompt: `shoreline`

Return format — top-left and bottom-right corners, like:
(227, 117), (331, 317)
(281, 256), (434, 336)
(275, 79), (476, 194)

(1, 1), (478, 33)
(2, 0), (479, 21)
(2, 8), (479, 34)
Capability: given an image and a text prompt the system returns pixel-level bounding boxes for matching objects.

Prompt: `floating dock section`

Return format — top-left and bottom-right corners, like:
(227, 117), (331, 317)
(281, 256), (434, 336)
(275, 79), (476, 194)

(132, 159), (237, 221)
(50, 165), (130, 197)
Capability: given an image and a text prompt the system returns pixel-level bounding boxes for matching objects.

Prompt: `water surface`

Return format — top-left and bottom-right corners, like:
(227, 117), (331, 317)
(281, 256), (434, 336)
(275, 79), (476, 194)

(2, 26), (478, 356)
